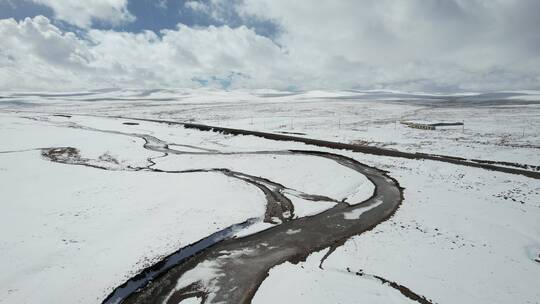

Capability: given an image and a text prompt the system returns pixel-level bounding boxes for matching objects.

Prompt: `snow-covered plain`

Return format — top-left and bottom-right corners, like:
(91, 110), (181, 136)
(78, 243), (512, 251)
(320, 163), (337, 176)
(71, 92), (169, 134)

(254, 152), (540, 304)
(0, 111), (373, 303)
(1, 89), (539, 304)
(2, 88), (539, 165)
(0, 115), (267, 303)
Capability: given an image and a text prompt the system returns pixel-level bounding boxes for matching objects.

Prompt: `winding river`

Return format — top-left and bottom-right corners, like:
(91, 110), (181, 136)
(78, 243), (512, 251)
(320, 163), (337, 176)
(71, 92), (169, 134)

(37, 115), (433, 303)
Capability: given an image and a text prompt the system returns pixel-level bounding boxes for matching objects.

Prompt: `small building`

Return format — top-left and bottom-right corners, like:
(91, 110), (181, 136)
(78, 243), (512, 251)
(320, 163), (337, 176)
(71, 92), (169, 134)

(401, 121), (463, 130)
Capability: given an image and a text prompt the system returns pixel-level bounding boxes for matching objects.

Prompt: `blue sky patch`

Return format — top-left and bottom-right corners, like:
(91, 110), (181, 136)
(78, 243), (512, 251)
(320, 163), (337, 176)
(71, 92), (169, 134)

(1, 0), (280, 40)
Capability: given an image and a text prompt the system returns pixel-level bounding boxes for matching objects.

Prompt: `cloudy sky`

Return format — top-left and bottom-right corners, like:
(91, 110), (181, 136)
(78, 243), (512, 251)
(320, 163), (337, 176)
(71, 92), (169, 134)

(0, 0), (539, 92)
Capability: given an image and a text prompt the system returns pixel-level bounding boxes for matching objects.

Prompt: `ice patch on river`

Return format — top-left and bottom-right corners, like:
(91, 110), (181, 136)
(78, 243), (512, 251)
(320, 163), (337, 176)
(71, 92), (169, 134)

(343, 199), (383, 220)
(165, 260), (223, 304)
(179, 297), (202, 304)
(234, 221), (275, 238)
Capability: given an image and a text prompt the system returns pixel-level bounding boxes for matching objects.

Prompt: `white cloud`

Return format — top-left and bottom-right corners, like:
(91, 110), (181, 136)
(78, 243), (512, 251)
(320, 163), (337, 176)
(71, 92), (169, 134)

(30, 0), (134, 28)
(184, 1), (208, 12)
(0, 16), (290, 91)
(0, 16), (94, 90)
(236, 0), (540, 91)
(1, 1), (540, 92)
(184, 0), (234, 23)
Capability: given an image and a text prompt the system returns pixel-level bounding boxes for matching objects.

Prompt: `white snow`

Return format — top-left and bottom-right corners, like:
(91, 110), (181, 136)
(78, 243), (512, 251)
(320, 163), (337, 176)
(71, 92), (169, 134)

(253, 249), (418, 304)
(233, 221), (275, 238)
(154, 153), (373, 203)
(286, 195), (337, 218)
(0, 110), (375, 303)
(179, 297), (202, 304)
(261, 150), (540, 304)
(1, 89), (539, 304)
(286, 229), (301, 235)
(0, 116), (268, 303)
(165, 260), (223, 304)
(4, 88), (538, 165)
(343, 199), (383, 220)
